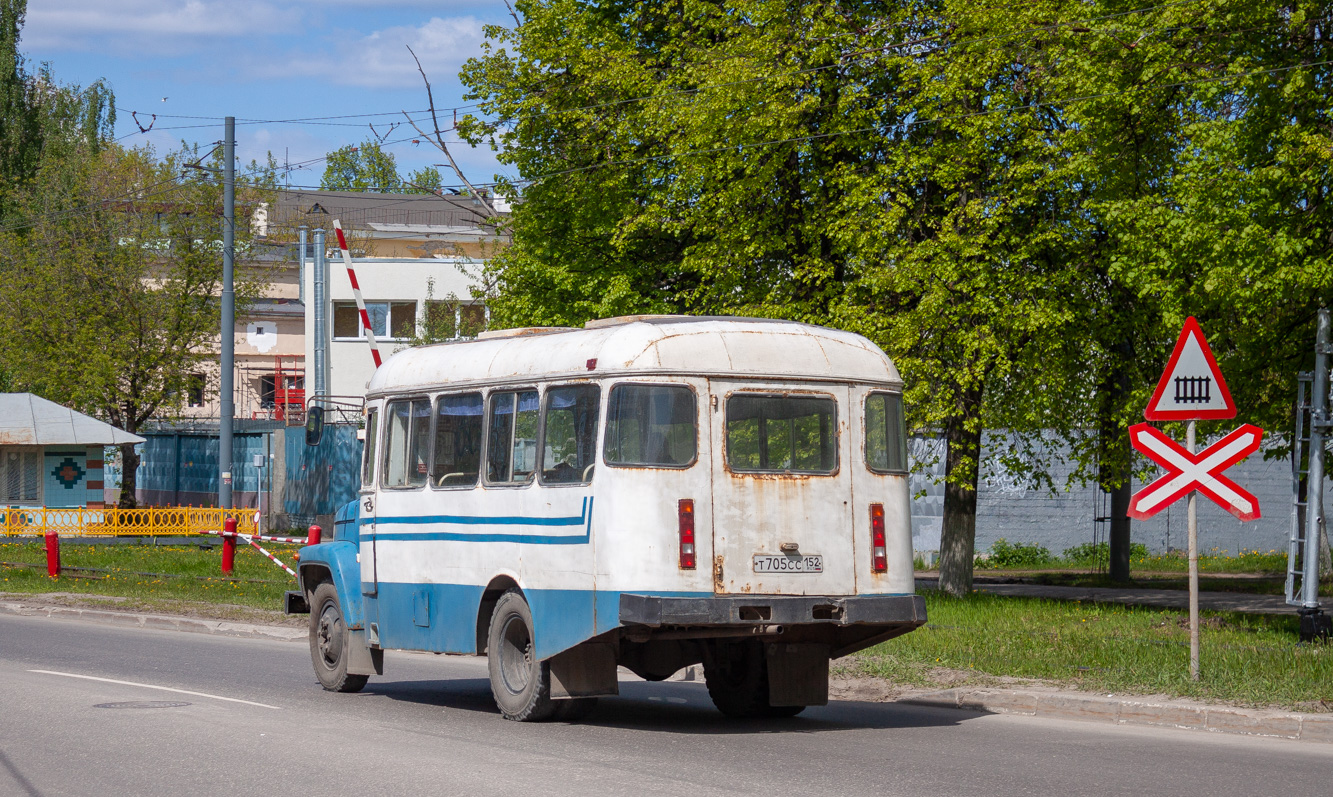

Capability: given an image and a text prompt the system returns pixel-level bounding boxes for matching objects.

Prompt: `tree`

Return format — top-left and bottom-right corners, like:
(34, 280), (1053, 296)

(0, 0), (112, 214)
(0, 143), (272, 506)
(320, 140), (403, 192)
(459, 0), (1333, 593)
(405, 165), (444, 195)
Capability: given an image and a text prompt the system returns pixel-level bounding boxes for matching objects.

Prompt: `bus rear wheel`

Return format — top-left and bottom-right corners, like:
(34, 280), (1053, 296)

(309, 582), (369, 693)
(487, 589), (558, 722)
(704, 640), (804, 719)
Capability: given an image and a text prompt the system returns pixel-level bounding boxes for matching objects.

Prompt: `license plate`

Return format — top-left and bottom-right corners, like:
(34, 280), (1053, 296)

(752, 554), (823, 574)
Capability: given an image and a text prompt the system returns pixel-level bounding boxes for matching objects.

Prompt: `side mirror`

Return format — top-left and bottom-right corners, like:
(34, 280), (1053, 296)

(305, 406), (325, 446)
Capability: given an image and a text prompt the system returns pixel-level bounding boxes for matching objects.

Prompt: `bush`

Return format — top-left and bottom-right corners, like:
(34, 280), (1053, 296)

(1062, 541), (1149, 567)
(977, 538), (1055, 569)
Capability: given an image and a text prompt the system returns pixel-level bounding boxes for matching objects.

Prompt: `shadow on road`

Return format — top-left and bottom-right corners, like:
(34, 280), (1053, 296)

(366, 676), (982, 734)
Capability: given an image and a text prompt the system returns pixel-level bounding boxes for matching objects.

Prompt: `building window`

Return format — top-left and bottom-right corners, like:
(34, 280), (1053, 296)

(259, 375), (276, 409)
(333, 301), (417, 340)
(187, 374), (205, 407)
(0, 449), (42, 504)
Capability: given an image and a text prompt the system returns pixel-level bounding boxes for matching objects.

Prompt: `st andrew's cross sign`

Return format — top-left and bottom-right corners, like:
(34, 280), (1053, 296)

(1127, 423), (1263, 522)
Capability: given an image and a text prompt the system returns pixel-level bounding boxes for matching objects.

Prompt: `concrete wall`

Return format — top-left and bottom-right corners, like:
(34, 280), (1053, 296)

(909, 433), (1320, 557)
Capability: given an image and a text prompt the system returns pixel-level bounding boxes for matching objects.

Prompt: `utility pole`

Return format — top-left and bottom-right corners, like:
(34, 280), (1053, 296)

(219, 116), (236, 509)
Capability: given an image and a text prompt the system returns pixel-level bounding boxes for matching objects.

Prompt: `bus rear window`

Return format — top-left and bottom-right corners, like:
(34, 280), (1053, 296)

(725, 395), (837, 474)
(604, 384), (697, 468)
(865, 392), (908, 473)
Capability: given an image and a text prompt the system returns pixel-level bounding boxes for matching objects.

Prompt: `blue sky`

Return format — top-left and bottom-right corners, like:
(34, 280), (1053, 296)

(23, 0), (514, 189)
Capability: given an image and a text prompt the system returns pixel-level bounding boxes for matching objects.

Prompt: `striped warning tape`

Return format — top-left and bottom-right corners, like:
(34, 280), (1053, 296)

(333, 219), (382, 368)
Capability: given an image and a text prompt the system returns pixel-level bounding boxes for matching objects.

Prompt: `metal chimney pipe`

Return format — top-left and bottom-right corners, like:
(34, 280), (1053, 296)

(312, 228), (327, 399)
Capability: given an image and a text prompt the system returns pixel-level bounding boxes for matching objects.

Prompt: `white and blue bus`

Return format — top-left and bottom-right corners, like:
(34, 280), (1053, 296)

(290, 316), (925, 721)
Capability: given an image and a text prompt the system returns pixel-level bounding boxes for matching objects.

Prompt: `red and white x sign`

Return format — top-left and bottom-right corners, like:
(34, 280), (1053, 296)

(1127, 423), (1263, 522)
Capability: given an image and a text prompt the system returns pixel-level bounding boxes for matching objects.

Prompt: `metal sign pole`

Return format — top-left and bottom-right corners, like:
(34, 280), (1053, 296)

(1187, 419), (1199, 681)
(1302, 310), (1328, 610)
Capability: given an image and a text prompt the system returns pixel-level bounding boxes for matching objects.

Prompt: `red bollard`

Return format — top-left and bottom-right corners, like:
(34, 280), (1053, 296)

(307, 524), (322, 546)
(221, 516), (237, 575)
(44, 530), (60, 578)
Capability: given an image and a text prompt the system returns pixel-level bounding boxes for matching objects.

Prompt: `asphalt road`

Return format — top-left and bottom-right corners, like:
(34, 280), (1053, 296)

(0, 614), (1328, 797)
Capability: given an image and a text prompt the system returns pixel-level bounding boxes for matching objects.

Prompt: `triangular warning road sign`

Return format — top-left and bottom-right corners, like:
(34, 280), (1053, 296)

(1145, 317), (1236, 421)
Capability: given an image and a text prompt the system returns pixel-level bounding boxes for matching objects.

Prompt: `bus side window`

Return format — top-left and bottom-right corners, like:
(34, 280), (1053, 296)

(434, 393), (483, 487)
(604, 384), (697, 467)
(864, 392), (908, 473)
(486, 390), (538, 484)
(541, 385), (600, 484)
(382, 398), (431, 488)
(361, 407), (379, 488)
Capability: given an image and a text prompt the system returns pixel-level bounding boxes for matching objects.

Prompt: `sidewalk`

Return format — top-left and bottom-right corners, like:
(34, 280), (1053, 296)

(914, 576), (1296, 615)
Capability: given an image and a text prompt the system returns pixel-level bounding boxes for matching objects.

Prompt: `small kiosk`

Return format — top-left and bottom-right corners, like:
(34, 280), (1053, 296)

(0, 393), (144, 511)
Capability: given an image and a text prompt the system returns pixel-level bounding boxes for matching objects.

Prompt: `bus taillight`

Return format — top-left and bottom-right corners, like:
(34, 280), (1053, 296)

(870, 504), (887, 573)
(678, 499), (696, 569)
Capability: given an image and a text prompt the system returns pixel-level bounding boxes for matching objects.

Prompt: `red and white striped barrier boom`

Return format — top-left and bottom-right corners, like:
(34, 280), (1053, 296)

(205, 530), (297, 576)
(332, 219), (382, 368)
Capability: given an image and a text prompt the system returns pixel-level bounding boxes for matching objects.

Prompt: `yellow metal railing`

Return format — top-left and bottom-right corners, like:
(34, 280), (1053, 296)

(1, 507), (260, 537)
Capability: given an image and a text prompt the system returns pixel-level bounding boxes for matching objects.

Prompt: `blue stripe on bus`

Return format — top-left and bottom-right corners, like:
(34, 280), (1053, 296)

(364, 497), (594, 545)
(371, 582), (712, 660)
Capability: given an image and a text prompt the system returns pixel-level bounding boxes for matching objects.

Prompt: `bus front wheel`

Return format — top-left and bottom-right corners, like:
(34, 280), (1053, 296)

(487, 589), (558, 722)
(309, 582), (369, 693)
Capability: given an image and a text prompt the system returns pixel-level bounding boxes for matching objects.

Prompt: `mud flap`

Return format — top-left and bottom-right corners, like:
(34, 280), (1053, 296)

(766, 642), (830, 707)
(549, 642), (619, 699)
(347, 628), (384, 676)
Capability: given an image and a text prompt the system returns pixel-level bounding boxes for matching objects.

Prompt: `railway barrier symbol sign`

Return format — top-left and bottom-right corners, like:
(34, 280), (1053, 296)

(1127, 423), (1264, 522)
(1145, 317), (1236, 421)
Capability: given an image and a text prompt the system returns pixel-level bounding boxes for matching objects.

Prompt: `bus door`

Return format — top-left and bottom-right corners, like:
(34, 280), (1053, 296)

(360, 404), (379, 599)
(708, 382), (857, 596)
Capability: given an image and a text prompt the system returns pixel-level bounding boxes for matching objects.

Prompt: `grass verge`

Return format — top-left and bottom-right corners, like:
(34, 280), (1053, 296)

(846, 590), (1332, 711)
(0, 540), (298, 619)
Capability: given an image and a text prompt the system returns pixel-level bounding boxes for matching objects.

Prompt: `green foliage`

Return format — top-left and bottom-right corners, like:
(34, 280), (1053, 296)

(405, 165), (444, 195)
(977, 539), (1056, 570)
(458, 0), (1333, 593)
(1063, 542), (1151, 569)
(0, 0), (114, 213)
(321, 139), (403, 192)
(0, 142), (273, 504)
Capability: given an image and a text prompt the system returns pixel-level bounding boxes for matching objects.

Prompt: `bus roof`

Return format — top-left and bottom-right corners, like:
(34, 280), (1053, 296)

(366, 316), (902, 396)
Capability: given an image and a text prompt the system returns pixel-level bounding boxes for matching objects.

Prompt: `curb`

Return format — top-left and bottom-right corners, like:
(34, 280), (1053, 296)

(0, 600), (306, 643)
(902, 687), (1333, 744)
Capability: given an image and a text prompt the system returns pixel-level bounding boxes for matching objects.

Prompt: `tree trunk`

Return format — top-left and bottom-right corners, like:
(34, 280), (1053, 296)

(1100, 340), (1134, 582)
(938, 389), (984, 597)
(118, 442), (139, 509)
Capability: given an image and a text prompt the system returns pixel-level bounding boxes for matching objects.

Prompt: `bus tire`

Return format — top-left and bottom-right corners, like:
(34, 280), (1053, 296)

(487, 589), (557, 722)
(309, 582), (369, 693)
(704, 641), (804, 719)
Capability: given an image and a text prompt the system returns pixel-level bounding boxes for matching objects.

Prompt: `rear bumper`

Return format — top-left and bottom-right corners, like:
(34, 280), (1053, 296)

(619, 593), (926, 627)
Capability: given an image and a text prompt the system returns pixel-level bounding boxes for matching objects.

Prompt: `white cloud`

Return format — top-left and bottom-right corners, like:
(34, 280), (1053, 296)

(270, 16), (487, 89)
(25, 1), (302, 52)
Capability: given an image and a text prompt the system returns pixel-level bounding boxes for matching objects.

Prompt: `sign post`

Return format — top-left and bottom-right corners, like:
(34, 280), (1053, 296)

(1129, 317), (1262, 681)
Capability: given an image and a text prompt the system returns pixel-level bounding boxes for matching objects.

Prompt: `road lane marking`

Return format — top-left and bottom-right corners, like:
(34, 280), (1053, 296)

(28, 670), (282, 709)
